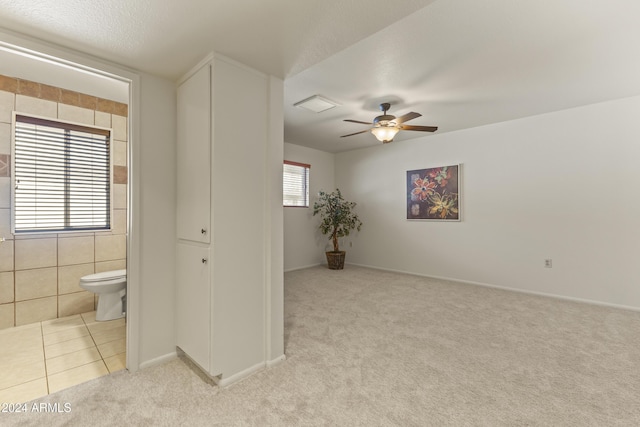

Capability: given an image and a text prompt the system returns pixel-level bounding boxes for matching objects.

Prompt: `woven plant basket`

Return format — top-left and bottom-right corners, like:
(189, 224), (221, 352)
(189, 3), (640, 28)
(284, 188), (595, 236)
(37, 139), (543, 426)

(326, 251), (346, 270)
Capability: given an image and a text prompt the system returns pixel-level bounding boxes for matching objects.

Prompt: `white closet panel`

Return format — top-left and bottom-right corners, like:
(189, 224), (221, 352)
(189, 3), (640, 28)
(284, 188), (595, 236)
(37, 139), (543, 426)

(176, 242), (211, 372)
(177, 64), (211, 243)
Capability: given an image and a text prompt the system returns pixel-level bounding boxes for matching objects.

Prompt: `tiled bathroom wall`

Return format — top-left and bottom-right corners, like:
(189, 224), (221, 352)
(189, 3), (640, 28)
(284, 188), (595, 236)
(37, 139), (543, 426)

(0, 75), (128, 329)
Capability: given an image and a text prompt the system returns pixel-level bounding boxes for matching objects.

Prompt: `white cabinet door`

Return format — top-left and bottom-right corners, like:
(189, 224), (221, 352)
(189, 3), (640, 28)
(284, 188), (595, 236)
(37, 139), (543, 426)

(176, 242), (211, 372)
(177, 65), (211, 243)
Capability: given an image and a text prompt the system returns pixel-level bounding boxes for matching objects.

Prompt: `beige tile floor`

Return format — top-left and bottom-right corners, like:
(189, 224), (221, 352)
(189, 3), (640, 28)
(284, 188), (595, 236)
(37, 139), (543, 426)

(0, 311), (126, 404)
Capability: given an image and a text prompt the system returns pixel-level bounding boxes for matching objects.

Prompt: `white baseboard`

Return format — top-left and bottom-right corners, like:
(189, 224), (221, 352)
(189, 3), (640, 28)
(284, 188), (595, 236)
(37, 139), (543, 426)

(347, 262), (640, 312)
(284, 263), (322, 273)
(218, 361), (266, 388)
(138, 351), (178, 370)
(266, 354), (286, 368)
(218, 354), (287, 387)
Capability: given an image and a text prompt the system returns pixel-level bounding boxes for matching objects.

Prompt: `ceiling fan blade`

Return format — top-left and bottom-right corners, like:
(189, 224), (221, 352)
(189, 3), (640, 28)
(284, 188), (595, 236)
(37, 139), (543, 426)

(344, 119), (372, 125)
(340, 130), (370, 138)
(401, 124), (438, 132)
(394, 112), (421, 124)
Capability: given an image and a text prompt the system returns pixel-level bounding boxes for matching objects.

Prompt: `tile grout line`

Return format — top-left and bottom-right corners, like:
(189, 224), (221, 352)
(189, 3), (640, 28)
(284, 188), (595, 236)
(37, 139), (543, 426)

(12, 238), (15, 328)
(46, 319), (104, 376)
(40, 320), (51, 395)
(82, 312), (110, 372)
(2, 312), (123, 395)
(44, 313), (109, 391)
(82, 312), (99, 351)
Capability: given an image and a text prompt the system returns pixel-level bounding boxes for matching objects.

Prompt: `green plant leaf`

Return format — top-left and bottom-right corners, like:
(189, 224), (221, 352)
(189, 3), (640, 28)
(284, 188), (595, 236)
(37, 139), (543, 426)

(312, 189), (363, 252)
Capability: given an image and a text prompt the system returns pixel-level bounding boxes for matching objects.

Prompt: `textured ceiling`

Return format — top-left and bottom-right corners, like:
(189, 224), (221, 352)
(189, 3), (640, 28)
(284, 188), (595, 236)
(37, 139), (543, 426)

(0, 0), (435, 80)
(284, 0), (640, 152)
(1, 0), (638, 155)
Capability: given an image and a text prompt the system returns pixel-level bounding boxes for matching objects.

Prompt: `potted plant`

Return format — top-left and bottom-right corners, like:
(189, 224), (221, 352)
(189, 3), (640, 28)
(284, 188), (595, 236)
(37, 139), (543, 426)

(313, 189), (363, 270)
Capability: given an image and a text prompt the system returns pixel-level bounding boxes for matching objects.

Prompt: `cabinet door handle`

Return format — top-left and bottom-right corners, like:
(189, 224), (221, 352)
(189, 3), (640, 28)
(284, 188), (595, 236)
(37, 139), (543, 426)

(201, 228), (207, 235)
(202, 258), (208, 264)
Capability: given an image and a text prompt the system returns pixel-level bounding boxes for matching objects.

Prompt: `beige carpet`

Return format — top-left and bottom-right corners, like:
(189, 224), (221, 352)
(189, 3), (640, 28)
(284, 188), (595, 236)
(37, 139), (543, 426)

(5, 265), (640, 426)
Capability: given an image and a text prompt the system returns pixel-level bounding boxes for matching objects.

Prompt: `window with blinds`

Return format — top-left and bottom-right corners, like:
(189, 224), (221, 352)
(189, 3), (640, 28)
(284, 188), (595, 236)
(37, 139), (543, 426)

(12, 114), (112, 233)
(283, 160), (310, 207)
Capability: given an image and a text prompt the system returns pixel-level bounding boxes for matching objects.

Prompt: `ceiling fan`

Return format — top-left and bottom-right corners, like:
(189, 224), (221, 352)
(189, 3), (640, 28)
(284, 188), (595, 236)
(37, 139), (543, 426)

(341, 103), (437, 143)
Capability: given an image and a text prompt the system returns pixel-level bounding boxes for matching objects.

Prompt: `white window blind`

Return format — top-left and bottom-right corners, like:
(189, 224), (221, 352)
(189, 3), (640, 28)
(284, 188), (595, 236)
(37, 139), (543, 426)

(13, 114), (112, 233)
(283, 160), (310, 207)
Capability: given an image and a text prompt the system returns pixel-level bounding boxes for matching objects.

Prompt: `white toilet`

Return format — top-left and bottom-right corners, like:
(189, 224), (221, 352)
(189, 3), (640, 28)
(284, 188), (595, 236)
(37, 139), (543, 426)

(79, 269), (127, 321)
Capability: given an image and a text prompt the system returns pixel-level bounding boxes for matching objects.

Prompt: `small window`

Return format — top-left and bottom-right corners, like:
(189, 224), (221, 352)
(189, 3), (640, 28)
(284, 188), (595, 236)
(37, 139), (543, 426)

(12, 114), (112, 233)
(283, 160), (310, 207)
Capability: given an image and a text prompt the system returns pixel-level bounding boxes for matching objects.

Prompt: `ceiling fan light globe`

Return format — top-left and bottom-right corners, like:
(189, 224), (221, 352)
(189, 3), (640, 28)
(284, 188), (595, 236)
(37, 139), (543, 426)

(371, 126), (400, 143)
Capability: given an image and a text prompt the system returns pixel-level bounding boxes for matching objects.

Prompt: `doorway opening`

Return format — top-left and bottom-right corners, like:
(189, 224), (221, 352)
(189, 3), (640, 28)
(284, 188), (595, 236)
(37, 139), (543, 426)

(0, 37), (138, 402)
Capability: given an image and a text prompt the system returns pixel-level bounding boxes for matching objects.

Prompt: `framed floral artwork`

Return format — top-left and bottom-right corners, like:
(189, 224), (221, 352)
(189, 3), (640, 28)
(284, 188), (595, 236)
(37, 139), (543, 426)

(407, 164), (460, 220)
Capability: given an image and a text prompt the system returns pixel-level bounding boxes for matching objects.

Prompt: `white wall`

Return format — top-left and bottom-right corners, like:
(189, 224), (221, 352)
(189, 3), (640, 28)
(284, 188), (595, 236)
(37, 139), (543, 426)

(336, 96), (640, 309)
(0, 48), (129, 104)
(211, 56), (286, 379)
(138, 72), (177, 364)
(283, 143), (335, 271)
(268, 76), (284, 362)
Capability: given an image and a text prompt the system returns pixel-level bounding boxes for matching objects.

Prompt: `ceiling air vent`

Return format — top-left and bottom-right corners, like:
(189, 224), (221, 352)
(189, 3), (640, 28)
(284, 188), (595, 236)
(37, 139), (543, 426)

(293, 95), (339, 113)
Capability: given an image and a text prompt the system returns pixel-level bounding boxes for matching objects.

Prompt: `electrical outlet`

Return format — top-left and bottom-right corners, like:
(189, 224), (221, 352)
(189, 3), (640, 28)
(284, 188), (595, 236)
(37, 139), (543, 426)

(544, 259), (552, 268)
